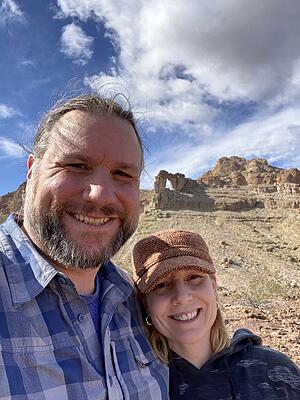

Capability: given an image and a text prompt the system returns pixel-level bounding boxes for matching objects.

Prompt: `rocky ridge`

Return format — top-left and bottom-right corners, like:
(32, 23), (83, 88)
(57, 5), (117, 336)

(154, 156), (300, 211)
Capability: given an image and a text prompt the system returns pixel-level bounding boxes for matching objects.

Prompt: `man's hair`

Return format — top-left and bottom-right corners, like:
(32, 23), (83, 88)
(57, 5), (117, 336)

(31, 94), (143, 166)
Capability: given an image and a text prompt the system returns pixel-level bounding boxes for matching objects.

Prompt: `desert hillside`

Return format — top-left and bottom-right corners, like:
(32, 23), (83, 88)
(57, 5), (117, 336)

(1, 156), (299, 365)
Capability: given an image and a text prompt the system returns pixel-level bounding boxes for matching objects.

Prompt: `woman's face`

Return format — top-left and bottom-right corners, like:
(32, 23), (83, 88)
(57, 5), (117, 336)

(145, 269), (217, 355)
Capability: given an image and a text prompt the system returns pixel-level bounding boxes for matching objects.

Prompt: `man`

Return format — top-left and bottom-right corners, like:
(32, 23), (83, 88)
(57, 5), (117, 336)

(0, 95), (169, 399)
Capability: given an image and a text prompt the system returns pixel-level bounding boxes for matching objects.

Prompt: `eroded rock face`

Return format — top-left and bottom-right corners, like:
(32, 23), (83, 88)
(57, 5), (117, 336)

(154, 170), (198, 193)
(153, 157), (300, 211)
(200, 157), (300, 188)
(277, 169), (300, 185)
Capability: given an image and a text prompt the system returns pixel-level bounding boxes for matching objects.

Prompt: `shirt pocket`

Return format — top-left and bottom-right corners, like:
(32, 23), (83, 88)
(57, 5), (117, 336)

(111, 336), (165, 399)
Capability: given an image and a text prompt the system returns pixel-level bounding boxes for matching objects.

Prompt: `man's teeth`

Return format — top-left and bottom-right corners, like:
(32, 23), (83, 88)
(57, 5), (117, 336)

(74, 214), (110, 226)
(173, 310), (198, 321)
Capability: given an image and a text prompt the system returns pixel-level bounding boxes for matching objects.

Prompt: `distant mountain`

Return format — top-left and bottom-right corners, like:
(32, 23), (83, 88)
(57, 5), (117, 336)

(153, 156), (300, 211)
(0, 182), (25, 223)
(199, 156), (300, 187)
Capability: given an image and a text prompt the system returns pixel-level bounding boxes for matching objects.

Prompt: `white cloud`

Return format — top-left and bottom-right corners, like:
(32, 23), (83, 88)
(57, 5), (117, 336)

(0, 104), (19, 119)
(142, 105), (300, 186)
(19, 59), (36, 68)
(57, 0), (300, 129)
(56, 0), (300, 186)
(60, 23), (94, 65)
(0, 137), (25, 159)
(0, 0), (25, 26)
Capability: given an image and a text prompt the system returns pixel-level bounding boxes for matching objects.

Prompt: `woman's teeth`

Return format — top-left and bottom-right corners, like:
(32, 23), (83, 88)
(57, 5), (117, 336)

(74, 214), (110, 226)
(172, 310), (198, 321)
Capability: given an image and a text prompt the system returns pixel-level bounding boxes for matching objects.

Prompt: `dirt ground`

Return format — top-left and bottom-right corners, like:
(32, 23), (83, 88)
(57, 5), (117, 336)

(222, 297), (300, 365)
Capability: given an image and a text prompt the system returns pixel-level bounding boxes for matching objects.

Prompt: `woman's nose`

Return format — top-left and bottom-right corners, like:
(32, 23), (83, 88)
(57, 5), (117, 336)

(172, 282), (192, 305)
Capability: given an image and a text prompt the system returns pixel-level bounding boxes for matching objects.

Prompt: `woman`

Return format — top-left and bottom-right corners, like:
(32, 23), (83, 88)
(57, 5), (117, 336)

(132, 229), (300, 400)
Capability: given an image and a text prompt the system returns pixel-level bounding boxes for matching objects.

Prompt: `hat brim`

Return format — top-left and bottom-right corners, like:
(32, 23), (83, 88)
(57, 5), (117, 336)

(137, 255), (215, 294)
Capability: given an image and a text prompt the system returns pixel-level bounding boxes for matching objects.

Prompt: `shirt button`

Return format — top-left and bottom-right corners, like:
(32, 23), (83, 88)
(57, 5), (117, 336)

(78, 314), (86, 323)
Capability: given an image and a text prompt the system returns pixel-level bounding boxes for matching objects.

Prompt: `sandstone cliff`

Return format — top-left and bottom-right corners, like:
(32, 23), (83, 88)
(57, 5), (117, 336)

(153, 156), (300, 211)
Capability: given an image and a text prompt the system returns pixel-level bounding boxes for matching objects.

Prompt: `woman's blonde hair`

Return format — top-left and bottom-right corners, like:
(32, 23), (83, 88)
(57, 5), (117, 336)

(143, 303), (229, 364)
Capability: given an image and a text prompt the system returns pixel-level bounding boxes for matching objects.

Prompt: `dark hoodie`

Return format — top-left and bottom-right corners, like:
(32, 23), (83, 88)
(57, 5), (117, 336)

(169, 329), (300, 400)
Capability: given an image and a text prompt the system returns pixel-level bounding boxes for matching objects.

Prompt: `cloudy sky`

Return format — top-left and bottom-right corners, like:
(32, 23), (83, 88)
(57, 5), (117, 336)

(1, 0), (300, 195)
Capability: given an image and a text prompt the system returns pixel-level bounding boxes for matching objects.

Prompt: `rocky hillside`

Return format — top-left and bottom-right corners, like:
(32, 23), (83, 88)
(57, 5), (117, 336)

(1, 157), (300, 365)
(154, 156), (300, 210)
(200, 156), (300, 187)
(0, 182), (25, 223)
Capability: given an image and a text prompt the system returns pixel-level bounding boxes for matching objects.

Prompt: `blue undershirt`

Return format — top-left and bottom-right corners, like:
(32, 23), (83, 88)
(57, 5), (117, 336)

(82, 273), (102, 341)
(82, 273), (103, 373)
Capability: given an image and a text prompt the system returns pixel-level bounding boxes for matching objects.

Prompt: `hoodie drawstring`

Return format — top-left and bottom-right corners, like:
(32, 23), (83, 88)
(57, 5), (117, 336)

(224, 356), (238, 400)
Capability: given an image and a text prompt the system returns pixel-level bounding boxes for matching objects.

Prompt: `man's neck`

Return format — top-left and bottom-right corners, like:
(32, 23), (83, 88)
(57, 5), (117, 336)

(54, 265), (100, 295)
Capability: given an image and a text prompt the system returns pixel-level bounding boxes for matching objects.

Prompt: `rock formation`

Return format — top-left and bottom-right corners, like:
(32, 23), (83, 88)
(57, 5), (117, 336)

(153, 157), (300, 211)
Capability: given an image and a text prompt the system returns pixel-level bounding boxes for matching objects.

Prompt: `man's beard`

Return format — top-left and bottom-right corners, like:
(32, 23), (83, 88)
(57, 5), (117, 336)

(25, 200), (138, 270)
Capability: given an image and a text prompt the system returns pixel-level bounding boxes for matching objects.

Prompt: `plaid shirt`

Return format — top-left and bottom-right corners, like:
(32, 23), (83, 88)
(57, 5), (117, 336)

(0, 215), (169, 400)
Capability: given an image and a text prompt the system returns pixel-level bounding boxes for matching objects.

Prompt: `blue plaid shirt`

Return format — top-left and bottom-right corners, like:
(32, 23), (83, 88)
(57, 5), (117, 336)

(0, 215), (169, 400)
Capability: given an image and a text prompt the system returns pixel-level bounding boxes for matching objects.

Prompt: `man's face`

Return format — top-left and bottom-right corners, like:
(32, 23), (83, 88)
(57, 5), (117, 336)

(23, 110), (142, 270)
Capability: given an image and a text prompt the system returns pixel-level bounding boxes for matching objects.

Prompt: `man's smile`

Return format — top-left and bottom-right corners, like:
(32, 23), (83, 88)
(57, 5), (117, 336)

(72, 213), (111, 226)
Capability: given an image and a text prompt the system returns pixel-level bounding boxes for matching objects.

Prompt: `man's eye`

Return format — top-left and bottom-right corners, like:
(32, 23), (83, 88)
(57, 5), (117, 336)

(66, 163), (88, 170)
(113, 170), (134, 182)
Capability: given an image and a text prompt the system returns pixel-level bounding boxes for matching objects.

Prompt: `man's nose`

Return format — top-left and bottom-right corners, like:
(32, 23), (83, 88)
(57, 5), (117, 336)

(82, 171), (117, 205)
(172, 282), (192, 305)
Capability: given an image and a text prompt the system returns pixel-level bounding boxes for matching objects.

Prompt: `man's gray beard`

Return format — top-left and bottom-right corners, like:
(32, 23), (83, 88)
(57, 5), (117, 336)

(25, 203), (137, 270)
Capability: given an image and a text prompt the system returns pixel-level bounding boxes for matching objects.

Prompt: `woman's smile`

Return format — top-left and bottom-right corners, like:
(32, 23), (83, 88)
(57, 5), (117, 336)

(170, 308), (200, 321)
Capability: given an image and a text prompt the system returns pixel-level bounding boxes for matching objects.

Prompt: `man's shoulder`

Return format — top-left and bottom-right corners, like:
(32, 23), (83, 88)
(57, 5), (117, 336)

(0, 215), (18, 261)
(110, 262), (134, 284)
(0, 214), (24, 250)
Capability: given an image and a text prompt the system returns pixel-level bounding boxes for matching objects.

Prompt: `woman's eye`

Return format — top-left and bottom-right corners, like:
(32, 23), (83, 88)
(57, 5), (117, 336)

(188, 275), (204, 282)
(155, 281), (170, 290)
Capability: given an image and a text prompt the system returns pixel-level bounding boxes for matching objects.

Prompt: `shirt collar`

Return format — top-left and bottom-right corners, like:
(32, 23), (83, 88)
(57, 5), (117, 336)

(1, 214), (59, 306)
(100, 260), (134, 300)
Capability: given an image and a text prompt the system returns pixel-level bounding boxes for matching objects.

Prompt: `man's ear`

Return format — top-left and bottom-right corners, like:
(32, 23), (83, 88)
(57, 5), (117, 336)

(27, 155), (35, 180)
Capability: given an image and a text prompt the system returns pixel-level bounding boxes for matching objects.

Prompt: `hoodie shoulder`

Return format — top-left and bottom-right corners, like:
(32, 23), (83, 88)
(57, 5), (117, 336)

(231, 328), (262, 346)
(231, 329), (299, 376)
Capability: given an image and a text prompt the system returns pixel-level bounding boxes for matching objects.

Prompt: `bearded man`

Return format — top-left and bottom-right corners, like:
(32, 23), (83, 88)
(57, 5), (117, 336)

(0, 95), (169, 399)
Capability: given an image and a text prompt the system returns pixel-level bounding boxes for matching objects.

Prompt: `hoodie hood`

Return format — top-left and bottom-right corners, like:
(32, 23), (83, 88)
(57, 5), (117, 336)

(227, 328), (262, 353)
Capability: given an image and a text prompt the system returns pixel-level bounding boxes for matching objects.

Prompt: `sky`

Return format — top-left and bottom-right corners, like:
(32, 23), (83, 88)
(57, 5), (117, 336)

(1, 0), (300, 196)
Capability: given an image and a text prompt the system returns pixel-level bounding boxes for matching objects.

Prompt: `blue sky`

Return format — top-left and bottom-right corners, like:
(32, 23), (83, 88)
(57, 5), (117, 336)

(1, 0), (300, 196)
